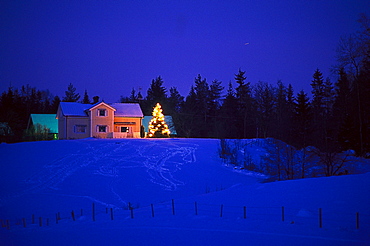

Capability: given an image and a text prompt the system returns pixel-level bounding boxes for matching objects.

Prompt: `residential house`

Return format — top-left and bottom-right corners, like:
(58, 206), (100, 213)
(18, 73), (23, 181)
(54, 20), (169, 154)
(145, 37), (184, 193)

(57, 102), (143, 139)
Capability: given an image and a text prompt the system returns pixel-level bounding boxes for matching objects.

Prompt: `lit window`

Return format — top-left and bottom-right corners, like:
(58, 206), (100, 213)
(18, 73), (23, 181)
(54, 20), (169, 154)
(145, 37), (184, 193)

(98, 109), (107, 116)
(75, 125), (87, 133)
(97, 125), (107, 132)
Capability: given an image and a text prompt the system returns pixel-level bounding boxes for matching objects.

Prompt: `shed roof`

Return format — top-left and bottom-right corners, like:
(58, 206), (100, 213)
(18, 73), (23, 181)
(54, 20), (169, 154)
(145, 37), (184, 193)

(30, 114), (58, 133)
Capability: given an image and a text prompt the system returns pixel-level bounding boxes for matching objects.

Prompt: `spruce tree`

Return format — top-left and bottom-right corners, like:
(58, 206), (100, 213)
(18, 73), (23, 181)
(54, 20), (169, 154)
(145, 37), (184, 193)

(235, 69), (254, 138)
(82, 90), (90, 104)
(147, 103), (170, 138)
(63, 83), (80, 102)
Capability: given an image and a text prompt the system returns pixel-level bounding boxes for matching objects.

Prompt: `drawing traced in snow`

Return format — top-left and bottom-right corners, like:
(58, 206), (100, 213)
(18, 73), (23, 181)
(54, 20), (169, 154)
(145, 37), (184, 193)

(21, 140), (198, 205)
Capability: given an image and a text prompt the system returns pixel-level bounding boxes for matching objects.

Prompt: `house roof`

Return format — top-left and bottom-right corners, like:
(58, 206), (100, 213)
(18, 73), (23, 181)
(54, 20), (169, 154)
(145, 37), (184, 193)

(110, 103), (143, 117)
(30, 114), (58, 133)
(142, 115), (177, 135)
(59, 102), (143, 118)
(59, 102), (91, 116)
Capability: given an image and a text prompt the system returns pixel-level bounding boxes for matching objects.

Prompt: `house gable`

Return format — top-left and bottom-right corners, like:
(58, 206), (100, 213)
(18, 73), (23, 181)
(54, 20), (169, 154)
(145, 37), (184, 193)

(88, 102), (116, 138)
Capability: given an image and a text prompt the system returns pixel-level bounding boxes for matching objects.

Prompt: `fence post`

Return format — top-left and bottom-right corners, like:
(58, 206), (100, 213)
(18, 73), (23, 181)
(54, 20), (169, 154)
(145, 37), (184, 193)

(6, 220), (10, 230)
(282, 206), (285, 222)
(22, 218), (26, 228)
(32, 214), (35, 224)
(92, 203), (95, 222)
(39, 217), (42, 227)
(110, 208), (114, 220)
(318, 208), (322, 228)
(195, 202), (198, 216)
(244, 206), (246, 219)
(172, 199), (175, 215)
(71, 210), (75, 221)
(151, 204), (155, 218)
(220, 204), (223, 217)
(356, 212), (359, 229)
(130, 207), (134, 219)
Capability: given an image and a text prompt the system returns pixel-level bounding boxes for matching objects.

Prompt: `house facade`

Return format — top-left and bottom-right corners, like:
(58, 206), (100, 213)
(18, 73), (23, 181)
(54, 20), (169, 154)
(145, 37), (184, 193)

(57, 102), (143, 139)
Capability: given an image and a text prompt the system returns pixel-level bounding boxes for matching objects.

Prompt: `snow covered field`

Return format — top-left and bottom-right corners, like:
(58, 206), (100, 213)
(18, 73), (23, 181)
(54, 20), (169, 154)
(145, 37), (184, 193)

(0, 138), (369, 245)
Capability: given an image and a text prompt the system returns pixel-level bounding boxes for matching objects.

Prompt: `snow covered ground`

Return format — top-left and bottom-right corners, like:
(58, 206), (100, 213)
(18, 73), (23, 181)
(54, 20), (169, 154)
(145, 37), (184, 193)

(0, 138), (369, 245)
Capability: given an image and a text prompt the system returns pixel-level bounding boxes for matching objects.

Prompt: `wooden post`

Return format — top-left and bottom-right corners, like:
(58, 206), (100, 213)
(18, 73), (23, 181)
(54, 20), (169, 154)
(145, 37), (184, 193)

(71, 210), (75, 221)
(319, 208), (322, 228)
(6, 220), (10, 230)
(244, 206), (247, 219)
(110, 208), (114, 220)
(151, 204), (155, 218)
(356, 212), (359, 229)
(22, 218), (26, 228)
(282, 206), (285, 222)
(39, 217), (42, 227)
(172, 199), (175, 215)
(195, 202), (198, 216)
(220, 204), (223, 217)
(130, 207), (134, 219)
(92, 203), (95, 222)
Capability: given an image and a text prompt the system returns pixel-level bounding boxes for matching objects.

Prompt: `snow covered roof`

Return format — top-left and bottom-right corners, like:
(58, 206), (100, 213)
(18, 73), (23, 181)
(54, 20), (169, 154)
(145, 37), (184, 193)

(30, 114), (58, 133)
(110, 103), (143, 117)
(59, 102), (143, 118)
(59, 102), (90, 116)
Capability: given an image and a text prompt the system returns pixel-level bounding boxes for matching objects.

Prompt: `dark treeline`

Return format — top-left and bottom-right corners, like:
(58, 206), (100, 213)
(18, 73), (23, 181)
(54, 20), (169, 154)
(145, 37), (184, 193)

(1, 15), (369, 156)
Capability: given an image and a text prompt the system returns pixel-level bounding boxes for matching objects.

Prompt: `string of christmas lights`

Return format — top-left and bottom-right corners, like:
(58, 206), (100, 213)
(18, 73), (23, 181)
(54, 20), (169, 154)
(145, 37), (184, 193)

(148, 103), (170, 138)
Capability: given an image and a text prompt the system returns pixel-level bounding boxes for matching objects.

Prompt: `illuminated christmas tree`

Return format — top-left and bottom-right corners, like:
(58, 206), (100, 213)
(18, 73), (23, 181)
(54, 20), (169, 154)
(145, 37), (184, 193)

(148, 103), (170, 138)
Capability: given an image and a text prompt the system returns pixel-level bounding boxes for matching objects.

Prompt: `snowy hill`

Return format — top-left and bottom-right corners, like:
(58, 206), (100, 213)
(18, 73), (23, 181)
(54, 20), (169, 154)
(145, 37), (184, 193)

(0, 138), (369, 245)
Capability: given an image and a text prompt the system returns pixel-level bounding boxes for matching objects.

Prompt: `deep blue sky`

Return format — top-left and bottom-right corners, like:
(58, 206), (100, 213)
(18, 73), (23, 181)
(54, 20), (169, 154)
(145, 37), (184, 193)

(1, 0), (369, 102)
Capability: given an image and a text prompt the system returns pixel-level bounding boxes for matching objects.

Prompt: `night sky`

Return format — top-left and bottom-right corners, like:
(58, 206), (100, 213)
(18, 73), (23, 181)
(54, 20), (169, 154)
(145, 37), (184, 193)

(1, 0), (369, 102)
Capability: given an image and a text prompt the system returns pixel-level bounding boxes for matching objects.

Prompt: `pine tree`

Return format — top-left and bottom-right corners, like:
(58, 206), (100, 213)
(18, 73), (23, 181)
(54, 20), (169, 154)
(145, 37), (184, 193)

(82, 90), (90, 104)
(129, 88), (137, 102)
(234, 69), (254, 138)
(167, 87), (184, 114)
(218, 82), (239, 138)
(293, 90), (311, 149)
(181, 86), (198, 137)
(63, 83), (80, 102)
(254, 81), (275, 138)
(188, 74), (210, 137)
(147, 103), (170, 138)
(147, 76), (167, 104)
(50, 95), (61, 113)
